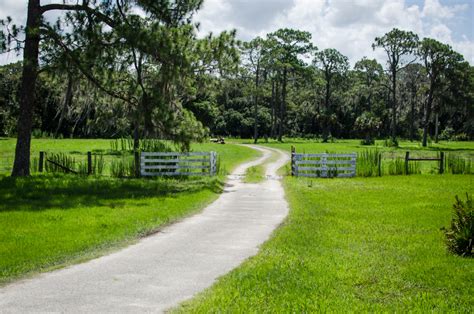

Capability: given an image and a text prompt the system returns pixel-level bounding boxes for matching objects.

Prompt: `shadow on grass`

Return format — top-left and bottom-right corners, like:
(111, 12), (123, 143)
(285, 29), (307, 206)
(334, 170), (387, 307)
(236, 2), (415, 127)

(0, 174), (224, 213)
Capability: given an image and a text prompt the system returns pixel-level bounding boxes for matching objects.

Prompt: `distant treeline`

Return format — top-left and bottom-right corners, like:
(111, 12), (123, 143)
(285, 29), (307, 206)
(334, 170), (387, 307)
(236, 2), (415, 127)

(0, 29), (472, 143)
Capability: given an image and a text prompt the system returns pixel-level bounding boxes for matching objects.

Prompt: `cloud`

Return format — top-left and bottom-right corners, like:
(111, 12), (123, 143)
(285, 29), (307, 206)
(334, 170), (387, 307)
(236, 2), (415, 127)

(1, 0), (473, 66)
(422, 0), (468, 19)
(194, 0), (474, 65)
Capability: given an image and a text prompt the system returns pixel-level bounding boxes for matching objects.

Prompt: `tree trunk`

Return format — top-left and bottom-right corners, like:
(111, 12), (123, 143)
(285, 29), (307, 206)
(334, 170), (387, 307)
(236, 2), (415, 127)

(278, 67), (287, 142)
(322, 74), (331, 143)
(271, 79), (278, 139)
(391, 68), (397, 142)
(55, 70), (74, 137)
(12, 0), (41, 177)
(409, 88), (416, 141)
(133, 122), (140, 177)
(434, 112), (439, 143)
(422, 84), (434, 147)
(253, 59), (260, 144)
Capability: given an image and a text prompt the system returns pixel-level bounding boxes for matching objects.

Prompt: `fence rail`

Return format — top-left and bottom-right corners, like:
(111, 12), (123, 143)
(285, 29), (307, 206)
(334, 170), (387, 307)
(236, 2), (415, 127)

(140, 151), (217, 177)
(291, 149), (357, 178)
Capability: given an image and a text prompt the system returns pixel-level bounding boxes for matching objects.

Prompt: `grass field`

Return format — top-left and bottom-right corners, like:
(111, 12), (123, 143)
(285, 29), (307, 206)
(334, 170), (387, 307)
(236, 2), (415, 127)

(250, 138), (474, 157)
(253, 139), (474, 175)
(0, 138), (250, 176)
(177, 174), (474, 312)
(0, 139), (260, 285)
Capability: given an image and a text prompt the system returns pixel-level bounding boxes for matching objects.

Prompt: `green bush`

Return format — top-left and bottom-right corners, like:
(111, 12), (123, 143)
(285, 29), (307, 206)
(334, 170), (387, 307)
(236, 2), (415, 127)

(383, 138), (398, 147)
(442, 194), (473, 257)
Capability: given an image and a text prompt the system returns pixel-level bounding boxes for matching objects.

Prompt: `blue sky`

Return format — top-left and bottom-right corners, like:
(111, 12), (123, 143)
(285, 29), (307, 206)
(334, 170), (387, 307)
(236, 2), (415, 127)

(1, 0), (473, 65)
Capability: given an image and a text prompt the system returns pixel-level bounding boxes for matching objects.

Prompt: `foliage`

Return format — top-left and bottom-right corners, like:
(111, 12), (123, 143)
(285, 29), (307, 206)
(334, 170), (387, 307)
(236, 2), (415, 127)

(445, 154), (472, 174)
(442, 194), (474, 257)
(357, 149), (382, 177)
(110, 157), (135, 178)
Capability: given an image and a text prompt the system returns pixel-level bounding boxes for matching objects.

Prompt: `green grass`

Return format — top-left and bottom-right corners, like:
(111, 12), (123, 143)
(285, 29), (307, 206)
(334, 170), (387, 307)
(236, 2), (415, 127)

(253, 139), (474, 175)
(243, 165), (265, 183)
(252, 138), (474, 157)
(0, 138), (256, 176)
(0, 139), (260, 285)
(177, 175), (474, 312)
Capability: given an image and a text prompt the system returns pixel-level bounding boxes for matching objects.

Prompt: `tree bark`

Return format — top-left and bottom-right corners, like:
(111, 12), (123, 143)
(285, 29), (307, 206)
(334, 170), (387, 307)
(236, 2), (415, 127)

(12, 0), (41, 177)
(422, 80), (434, 147)
(322, 71), (331, 143)
(253, 59), (260, 144)
(278, 67), (287, 142)
(391, 68), (397, 142)
(410, 88), (416, 141)
(271, 79), (278, 139)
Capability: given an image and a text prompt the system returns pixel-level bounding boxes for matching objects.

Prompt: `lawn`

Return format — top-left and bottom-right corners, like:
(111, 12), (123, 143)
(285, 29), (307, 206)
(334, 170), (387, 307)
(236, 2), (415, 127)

(177, 174), (474, 312)
(0, 139), (260, 285)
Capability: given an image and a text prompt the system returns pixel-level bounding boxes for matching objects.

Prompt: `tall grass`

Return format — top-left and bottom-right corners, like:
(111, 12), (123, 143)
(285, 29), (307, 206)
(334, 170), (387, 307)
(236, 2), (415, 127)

(45, 153), (76, 173)
(445, 153), (472, 174)
(386, 158), (421, 175)
(109, 138), (173, 153)
(92, 154), (105, 175)
(110, 157), (136, 178)
(357, 149), (382, 177)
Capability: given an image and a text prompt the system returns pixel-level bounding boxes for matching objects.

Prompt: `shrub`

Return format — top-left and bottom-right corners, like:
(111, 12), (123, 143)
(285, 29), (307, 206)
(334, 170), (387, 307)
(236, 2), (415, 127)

(383, 138), (398, 147)
(440, 127), (455, 141)
(442, 194), (473, 257)
(454, 133), (469, 141)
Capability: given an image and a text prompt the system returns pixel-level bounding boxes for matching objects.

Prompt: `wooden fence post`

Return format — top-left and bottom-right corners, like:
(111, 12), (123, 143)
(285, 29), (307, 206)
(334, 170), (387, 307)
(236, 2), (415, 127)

(210, 151), (217, 176)
(39, 151), (44, 173)
(87, 152), (92, 175)
(291, 146), (295, 176)
(322, 153), (328, 178)
(405, 152), (410, 175)
(439, 152), (444, 174)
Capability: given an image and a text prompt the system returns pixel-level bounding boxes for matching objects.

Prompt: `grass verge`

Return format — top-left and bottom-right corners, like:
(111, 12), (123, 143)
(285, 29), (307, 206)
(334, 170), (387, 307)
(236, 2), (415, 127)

(0, 142), (260, 285)
(243, 165), (265, 183)
(176, 175), (474, 312)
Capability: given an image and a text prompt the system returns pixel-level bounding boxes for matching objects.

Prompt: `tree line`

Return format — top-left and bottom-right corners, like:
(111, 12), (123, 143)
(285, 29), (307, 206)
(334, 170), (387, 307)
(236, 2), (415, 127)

(1, 0), (473, 177)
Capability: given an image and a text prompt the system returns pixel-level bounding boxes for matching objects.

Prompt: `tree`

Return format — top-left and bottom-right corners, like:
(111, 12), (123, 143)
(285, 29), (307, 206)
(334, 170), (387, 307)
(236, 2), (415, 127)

(373, 28), (419, 143)
(353, 57), (384, 112)
(267, 28), (313, 141)
(242, 37), (266, 143)
(1, 0), (236, 175)
(418, 38), (463, 147)
(313, 48), (349, 142)
(1, 0), (133, 176)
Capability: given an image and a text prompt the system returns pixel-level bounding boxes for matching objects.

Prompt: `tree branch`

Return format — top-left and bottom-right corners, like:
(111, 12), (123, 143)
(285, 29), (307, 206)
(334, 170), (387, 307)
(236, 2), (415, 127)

(40, 4), (116, 28)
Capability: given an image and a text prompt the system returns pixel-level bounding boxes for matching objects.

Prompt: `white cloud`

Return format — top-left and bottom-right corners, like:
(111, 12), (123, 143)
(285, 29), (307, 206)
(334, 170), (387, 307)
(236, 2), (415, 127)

(1, 0), (473, 66)
(422, 0), (468, 19)
(194, 0), (473, 65)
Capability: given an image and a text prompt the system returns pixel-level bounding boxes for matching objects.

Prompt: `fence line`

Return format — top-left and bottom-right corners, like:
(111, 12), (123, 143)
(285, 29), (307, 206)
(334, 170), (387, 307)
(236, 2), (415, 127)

(291, 148), (356, 178)
(140, 151), (217, 177)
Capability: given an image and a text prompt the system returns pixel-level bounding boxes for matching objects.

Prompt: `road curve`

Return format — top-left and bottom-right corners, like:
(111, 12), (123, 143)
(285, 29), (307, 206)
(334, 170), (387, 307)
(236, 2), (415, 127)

(0, 145), (290, 313)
